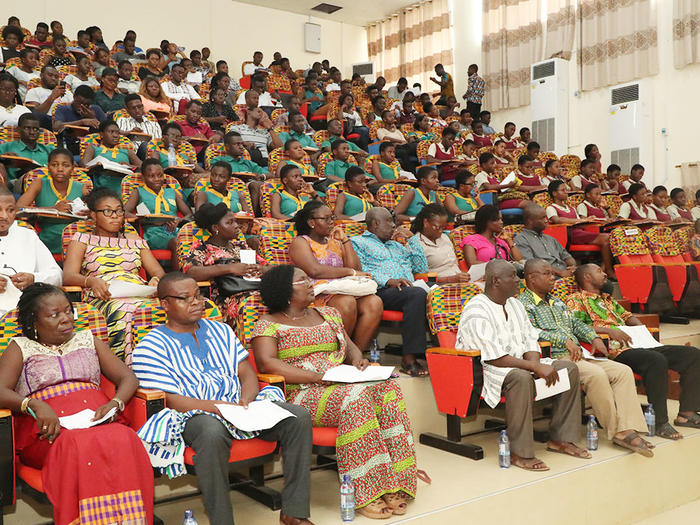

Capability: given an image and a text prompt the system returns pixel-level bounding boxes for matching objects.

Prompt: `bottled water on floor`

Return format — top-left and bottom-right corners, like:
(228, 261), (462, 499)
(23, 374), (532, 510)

(182, 509), (198, 525)
(498, 430), (510, 468)
(340, 474), (355, 521)
(645, 404), (655, 437)
(586, 415), (598, 450)
(368, 339), (380, 363)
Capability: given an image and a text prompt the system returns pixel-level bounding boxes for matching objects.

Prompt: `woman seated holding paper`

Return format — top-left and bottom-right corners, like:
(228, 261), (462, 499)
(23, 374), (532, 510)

(0, 283), (153, 525)
(288, 200), (382, 351)
(253, 265), (419, 520)
(270, 164), (320, 220)
(460, 205), (523, 267)
(17, 148), (90, 254)
(182, 202), (267, 322)
(62, 188), (164, 364)
(406, 203), (470, 283)
(81, 120), (141, 194)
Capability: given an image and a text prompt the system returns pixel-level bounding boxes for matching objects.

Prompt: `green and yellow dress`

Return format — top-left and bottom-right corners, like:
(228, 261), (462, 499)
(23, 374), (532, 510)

(202, 187), (242, 213)
(136, 186), (179, 250)
(35, 177), (84, 254)
(401, 188), (437, 217)
(279, 190), (309, 218)
(341, 191), (372, 218)
(90, 144), (131, 194)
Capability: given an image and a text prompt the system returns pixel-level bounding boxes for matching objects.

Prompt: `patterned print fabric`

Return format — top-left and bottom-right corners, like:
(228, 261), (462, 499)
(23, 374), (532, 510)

(258, 221), (297, 264)
(565, 290), (632, 328)
(426, 283), (483, 334)
(644, 225), (682, 257)
(609, 226), (650, 257)
(252, 306), (417, 508)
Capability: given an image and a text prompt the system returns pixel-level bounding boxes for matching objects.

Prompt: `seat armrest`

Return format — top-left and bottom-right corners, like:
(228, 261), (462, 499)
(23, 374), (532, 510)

(414, 272), (438, 283)
(62, 286), (82, 292)
(426, 347), (480, 357)
(124, 388), (166, 430)
(257, 373), (286, 391)
(538, 341), (551, 358)
(0, 408), (15, 506)
(634, 313), (660, 330)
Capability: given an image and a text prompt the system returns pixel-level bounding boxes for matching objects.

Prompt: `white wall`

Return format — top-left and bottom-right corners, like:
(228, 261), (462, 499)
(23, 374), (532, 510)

(450, 0), (482, 104)
(451, 1), (700, 189)
(8, 1), (368, 79)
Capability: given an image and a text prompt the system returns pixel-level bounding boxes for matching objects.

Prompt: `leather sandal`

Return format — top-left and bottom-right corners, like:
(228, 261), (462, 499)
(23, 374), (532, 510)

(356, 498), (393, 519)
(381, 493), (408, 515)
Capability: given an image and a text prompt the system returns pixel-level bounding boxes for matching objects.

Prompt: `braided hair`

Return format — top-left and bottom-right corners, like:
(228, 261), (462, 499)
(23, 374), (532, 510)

(259, 264), (295, 313)
(16, 283), (72, 340)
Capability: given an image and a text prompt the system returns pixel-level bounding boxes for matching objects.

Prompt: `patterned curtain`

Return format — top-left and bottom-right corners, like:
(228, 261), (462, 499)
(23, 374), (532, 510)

(482, 0), (543, 111)
(578, 0), (658, 91)
(366, 0), (453, 92)
(673, 0), (700, 69)
(545, 0), (576, 60)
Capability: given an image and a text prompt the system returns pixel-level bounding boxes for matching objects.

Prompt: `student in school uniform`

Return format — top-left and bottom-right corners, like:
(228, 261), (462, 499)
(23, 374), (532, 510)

(333, 166), (375, 220)
(270, 164), (320, 220)
(194, 161), (252, 215)
(668, 188), (695, 221)
(393, 165), (440, 223)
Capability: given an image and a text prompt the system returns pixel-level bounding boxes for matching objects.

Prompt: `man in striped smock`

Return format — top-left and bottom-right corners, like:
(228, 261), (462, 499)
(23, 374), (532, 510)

(455, 260), (584, 472)
(132, 272), (314, 525)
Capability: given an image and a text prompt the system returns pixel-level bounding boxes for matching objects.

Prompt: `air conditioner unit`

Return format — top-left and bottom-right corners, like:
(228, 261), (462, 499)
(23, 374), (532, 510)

(609, 82), (652, 177)
(352, 62), (374, 81)
(530, 58), (569, 155)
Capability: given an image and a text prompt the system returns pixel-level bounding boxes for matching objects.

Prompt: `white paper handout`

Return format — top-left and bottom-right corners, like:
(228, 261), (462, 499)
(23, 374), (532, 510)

(239, 249), (257, 265)
(618, 325), (663, 349)
(215, 400), (296, 432)
(412, 280), (438, 293)
(322, 364), (395, 383)
(71, 197), (89, 215)
(467, 262), (487, 282)
(399, 170), (416, 180)
(0, 275), (22, 315)
(59, 407), (117, 430)
(582, 348), (608, 361)
(186, 71), (203, 84)
(85, 156), (134, 176)
(135, 202), (151, 215)
(108, 281), (156, 298)
(350, 212), (367, 222)
(534, 368), (571, 401)
(499, 171), (517, 192)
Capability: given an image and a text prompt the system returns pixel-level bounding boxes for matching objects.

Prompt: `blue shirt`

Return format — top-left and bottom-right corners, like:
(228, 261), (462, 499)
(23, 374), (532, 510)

(351, 230), (427, 287)
(54, 103), (107, 127)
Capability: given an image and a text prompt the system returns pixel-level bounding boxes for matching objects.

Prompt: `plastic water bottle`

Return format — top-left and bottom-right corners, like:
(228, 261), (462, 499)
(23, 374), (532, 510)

(586, 415), (598, 450)
(645, 404), (655, 437)
(369, 339), (380, 363)
(340, 474), (355, 521)
(498, 430), (510, 468)
(182, 509), (198, 525)
(168, 143), (177, 167)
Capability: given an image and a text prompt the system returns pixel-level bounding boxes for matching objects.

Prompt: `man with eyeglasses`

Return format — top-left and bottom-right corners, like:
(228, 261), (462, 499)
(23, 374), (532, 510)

(132, 272), (314, 525)
(0, 113), (54, 189)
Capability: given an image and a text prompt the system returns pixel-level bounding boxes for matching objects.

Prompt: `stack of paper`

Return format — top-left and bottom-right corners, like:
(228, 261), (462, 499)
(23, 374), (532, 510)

(412, 280), (439, 293)
(108, 281), (156, 298)
(619, 325), (662, 349)
(85, 156), (134, 176)
(0, 276), (22, 315)
(59, 407), (116, 429)
(322, 364), (394, 383)
(215, 400), (296, 431)
(534, 369), (571, 400)
(499, 172), (517, 192)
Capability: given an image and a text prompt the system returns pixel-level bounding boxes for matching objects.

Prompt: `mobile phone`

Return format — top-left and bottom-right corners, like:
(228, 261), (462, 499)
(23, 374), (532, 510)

(59, 80), (67, 88)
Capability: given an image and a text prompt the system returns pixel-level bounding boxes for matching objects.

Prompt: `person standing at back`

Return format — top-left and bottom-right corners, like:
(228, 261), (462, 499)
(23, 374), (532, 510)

(462, 64), (484, 119)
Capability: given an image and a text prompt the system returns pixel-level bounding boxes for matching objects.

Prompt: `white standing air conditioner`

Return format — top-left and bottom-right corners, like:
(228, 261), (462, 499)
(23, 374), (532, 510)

(609, 82), (652, 176)
(352, 62), (374, 82)
(530, 58), (569, 155)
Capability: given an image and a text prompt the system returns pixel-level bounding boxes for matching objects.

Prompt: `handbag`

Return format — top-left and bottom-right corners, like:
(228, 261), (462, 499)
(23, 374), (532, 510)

(212, 258), (260, 297)
(313, 276), (378, 297)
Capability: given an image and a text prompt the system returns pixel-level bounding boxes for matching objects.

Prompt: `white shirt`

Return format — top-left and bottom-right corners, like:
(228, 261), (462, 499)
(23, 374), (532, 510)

(7, 66), (40, 102)
(474, 170), (492, 191)
(387, 86), (409, 100)
(667, 203), (689, 221)
(0, 104), (31, 127)
(63, 74), (100, 92)
(117, 78), (142, 95)
(25, 87), (73, 114)
(243, 62), (263, 76)
(115, 114), (162, 148)
(618, 200), (657, 220)
(546, 202), (578, 220)
(161, 81), (200, 112)
(577, 200), (609, 218)
(0, 222), (62, 287)
(456, 294), (541, 408)
(235, 90), (282, 108)
(325, 83), (340, 92)
(427, 142), (453, 158)
(692, 206), (700, 221)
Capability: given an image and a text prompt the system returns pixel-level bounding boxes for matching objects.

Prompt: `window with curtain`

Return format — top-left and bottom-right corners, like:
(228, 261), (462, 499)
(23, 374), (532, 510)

(673, 0), (700, 69)
(366, 0), (453, 94)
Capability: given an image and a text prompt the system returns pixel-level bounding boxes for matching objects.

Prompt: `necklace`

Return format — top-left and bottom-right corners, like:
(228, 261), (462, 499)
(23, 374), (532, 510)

(38, 339), (69, 355)
(282, 309), (308, 321)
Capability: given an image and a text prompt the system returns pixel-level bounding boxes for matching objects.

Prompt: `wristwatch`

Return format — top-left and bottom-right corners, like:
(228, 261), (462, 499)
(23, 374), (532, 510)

(111, 396), (125, 412)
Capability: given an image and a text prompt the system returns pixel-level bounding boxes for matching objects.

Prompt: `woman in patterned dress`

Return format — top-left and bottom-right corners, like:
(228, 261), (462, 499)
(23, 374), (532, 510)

(182, 202), (266, 321)
(62, 188), (164, 364)
(253, 265), (419, 520)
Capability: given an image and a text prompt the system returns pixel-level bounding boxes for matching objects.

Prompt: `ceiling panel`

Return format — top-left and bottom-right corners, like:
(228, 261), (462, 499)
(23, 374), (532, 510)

(233, 0), (418, 27)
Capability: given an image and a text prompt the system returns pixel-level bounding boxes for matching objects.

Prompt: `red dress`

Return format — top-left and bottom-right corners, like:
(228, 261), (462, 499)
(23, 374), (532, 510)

(472, 134), (493, 148)
(549, 203), (599, 244)
(580, 201), (607, 219)
(651, 205), (671, 222)
(432, 142), (460, 182)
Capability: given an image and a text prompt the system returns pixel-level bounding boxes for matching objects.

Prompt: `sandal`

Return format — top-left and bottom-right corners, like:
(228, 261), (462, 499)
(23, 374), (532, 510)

(400, 361), (429, 377)
(674, 413), (700, 429)
(381, 493), (408, 515)
(656, 422), (683, 440)
(356, 498), (393, 520)
(546, 441), (592, 459)
(511, 454), (550, 472)
(612, 432), (654, 457)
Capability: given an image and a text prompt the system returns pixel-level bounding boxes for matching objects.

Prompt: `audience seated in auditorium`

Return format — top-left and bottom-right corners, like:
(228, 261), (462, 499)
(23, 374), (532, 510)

(289, 200), (383, 350)
(569, 159), (597, 191)
(161, 63), (200, 113)
(91, 48), (111, 78)
(667, 188), (694, 221)
(253, 265), (417, 519)
(133, 272), (314, 525)
(443, 170), (482, 221)
(7, 48), (40, 102)
(456, 259), (586, 471)
(334, 166), (376, 219)
(178, 100), (221, 159)
(584, 143), (602, 174)
(237, 73), (282, 110)
(116, 94), (162, 158)
(540, 159), (562, 186)
(568, 263), (700, 439)
(407, 203), (470, 283)
(82, 119), (140, 193)
(617, 183), (656, 220)
(514, 204), (576, 278)
(27, 22), (51, 49)
(393, 166), (439, 222)
(64, 55), (100, 92)
(388, 76), (410, 101)
(116, 60), (140, 95)
(138, 49), (165, 81)
(576, 183), (610, 219)
(602, 164), (624, 194)
(520, 259), (654, 457)
(339, 94), (369, 150)
(0, 25), (23, 64)
(0, 283), (154, 524)
(94, 68), (126, 115)
(112, 37), (143, 63)
(270, 164), (318, 220)
(466, 120), (492, 148)
(201, 87), (239, 133)
(138, 76), (172, 115)
(25, 66), (73, 129)
(461, 205), (523, 268)
(351, 207), (429, 376)
(276, 139), (317, 179)
(46, 36), (74, 67)
(62, 188), (165, 363)
(228, 105), (282, 166)
(0, 113), (53, 187)
(54, 85), (107, 155)
(649, 185), (675, 223)
(195, 161), (252, 214)
(425, 127), (462, 183)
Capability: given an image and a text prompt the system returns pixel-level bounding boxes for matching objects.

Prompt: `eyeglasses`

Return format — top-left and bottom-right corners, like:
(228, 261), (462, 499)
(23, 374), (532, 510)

(292, 277), (312, 286)
(95, 208), (125, 217)
(161, 293), (205, 304)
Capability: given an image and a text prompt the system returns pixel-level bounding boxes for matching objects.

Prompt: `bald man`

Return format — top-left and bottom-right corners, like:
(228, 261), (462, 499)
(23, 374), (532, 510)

(456, 260), (585, 471)
(351, 207), (430, 376)
(519, 259), (653, 457)
(566, 263), (700, 439)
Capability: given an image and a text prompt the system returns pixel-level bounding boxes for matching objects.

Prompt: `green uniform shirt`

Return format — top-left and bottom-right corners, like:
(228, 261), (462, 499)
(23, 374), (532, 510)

(277, 130), (317, 150)
(0, 140), (54, 180)
(211, 155), (265, 175)
(324, 159), (357, 179)
(321, 139), (361, 153)
(35, 178), (84, 254)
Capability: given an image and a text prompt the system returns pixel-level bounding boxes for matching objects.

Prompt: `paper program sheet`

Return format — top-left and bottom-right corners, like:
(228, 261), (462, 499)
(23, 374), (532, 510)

(322, 364), (394, 383)
(59, 408), (117, 430)
(215, 400), (296, 432)
(534, 368), (571, 401)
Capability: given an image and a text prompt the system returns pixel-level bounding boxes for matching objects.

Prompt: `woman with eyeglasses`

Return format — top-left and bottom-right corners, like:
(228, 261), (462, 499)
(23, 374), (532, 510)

(460, 204), (523, 267)
(288, 200), (382, 351)
(0, 72), (31, 127)
(62, 188), (164, 364)
(253, 265), (420, 519)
